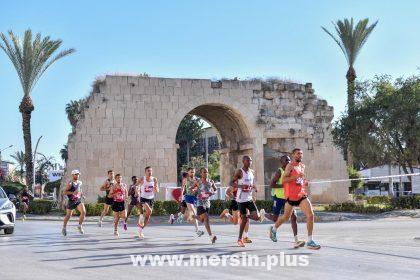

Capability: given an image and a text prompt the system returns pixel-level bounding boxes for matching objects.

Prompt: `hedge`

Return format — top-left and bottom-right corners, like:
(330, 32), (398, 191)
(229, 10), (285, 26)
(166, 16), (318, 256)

(44, 180), (61, 194)
(325, 202), (392, 214)
(366, 196), (392, 205)
(391, 196), (420, 209)
(29, 199), (54, 214)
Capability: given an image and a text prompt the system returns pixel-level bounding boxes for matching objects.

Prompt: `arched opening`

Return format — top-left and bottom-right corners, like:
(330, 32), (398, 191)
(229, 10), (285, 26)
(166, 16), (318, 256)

(175, 104), (253, 187)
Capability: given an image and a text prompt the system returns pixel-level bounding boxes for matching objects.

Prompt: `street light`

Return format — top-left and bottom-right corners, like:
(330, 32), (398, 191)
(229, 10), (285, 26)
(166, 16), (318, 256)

(0, 145), (13, 163)
(33, 136), (43, 194)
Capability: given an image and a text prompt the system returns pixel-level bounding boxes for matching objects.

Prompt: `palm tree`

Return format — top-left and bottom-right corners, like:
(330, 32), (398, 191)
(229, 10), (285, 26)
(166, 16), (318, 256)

(0, 29), (75, 188)
(65, 99), (84, 129)
(60, 144), (68, 162)
(10, 151), (25, 181)
(322, 18), (378, 166)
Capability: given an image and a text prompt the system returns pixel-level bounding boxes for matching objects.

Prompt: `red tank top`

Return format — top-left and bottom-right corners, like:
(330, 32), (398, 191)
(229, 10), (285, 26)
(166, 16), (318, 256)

(284, 162), (307, 201)
(113, 185), (126, 202)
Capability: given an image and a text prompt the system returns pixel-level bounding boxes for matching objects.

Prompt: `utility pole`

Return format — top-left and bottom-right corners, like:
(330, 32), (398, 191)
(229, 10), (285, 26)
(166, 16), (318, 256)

(205, 129), (209, 169)
(0, 145), (13, 163)
(33, 136), (43, 194)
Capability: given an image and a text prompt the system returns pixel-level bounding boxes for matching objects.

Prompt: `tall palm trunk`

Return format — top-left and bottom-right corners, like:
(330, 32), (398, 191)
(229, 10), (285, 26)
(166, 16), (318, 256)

(346, 66), (356, 167)
(19, 95), (34, 188)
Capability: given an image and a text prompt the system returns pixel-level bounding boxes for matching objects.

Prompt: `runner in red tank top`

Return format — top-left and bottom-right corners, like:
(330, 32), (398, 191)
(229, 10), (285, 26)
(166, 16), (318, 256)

(108, 174), (127, 237)
(268, 148), (321, 250)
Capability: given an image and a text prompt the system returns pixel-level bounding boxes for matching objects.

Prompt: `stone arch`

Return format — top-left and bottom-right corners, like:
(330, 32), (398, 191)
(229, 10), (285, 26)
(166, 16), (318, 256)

(171, 102), (258, 187)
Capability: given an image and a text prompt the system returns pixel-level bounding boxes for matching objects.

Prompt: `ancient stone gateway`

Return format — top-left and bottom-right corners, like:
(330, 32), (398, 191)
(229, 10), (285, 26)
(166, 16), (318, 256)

(63, 75), (349, 204)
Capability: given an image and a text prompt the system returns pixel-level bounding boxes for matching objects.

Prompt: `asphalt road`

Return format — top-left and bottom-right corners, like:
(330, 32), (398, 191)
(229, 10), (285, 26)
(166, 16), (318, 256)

(0, 217), (419, 280)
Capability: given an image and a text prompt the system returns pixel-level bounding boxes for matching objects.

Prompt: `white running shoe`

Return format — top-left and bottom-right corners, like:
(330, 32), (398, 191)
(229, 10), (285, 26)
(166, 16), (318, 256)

(259, 209), (266, 222)
(168, 214), (175, 224)
(196, 230), (204, 237)
(62, 227), (67, 236)
(77, 225), (84, 234)
(114, 230), (119, 237)
(98, 220), (103, 227)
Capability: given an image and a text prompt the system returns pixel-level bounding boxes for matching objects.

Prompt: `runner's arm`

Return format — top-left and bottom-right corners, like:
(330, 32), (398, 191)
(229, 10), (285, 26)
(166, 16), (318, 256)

(282, 163), (300, 183)
(230, 169), (242, 190)
(154, 178), (159, 193)
(62, 182), (72, 195)
(108, 186), (115, 198)
(270, 170), (282, 188)
(99, 181), (108, 191)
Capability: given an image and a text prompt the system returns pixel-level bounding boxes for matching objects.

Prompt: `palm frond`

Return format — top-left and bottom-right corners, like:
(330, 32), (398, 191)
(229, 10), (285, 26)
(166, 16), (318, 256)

(322, 18), (378, 67)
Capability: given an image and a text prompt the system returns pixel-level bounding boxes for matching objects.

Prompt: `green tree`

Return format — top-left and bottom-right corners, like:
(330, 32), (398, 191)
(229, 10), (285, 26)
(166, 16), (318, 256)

(0, 29), (75, 187)
(181, 151), (221, 182)
(332, 75), (420, 178)
(322, 18), (378, 166)
(60, 144), (68, 162)
(65, 99), (85, 129)
(176, 115), (204, 176)
(10, 151), (25, 181)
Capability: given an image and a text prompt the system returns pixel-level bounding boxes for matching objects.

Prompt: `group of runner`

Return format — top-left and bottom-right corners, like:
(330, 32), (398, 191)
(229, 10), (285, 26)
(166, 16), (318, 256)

(60, 148), (321, 249)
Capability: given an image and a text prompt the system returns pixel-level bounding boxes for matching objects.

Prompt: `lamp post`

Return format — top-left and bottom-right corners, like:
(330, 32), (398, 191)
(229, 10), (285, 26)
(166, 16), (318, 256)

(0, 145), (13, 163)
(33, 136), (43, 194)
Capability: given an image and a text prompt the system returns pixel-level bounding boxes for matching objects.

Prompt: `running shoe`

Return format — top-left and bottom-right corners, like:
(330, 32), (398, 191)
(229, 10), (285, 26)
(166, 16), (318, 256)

(168, 214), (175, 224)
(123, 223), (128, 231)
(211, 235), (217, 244)
(77, 225), (84, 234)
(269, 226), (277, 242)
(219, 209), (229, 219)
(294, 240), (306, 248)
(61, 227), (67, 236)
(98, 220), (102, 227)
(196, 230), (205, 237)
(237, 239), (245, 247)
(259, 209), (266, 222)
(243, 237), (253, 243)
(137, 225), (144, 238)
(176, 214), (184, 224)
(114, 230), (119, 237)
(306, 240), (321, 250)
(23, 214), (27, 220)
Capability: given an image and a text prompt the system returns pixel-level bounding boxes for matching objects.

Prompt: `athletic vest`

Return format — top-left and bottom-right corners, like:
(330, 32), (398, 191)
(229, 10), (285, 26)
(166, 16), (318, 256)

(68, 180), (82, 201)
(284, 162), (307, 201)
(184, 177), (196, 196)
(197, 179), (214, 207)
(271, 167), (285, 199)
(105, 178), (115, 195)
(140, 176), (155, 199)
(129, 184), (138, 200)
(113, 183), (126, 202)
(236, 168), (254, 203)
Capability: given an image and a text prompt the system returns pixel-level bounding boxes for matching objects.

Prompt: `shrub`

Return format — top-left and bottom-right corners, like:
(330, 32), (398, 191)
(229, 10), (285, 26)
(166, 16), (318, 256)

(367, 196), (391, 205)
(151, 201), (166, 216)
(29, 199), (54, 214)
(391, 196), (420, 209)
(256, 200), (274, 212)
(0, 182), (26, 195)
(162, 201), (179, 215)
(209, 200), (229, 215)
(324, 202), (391, 214)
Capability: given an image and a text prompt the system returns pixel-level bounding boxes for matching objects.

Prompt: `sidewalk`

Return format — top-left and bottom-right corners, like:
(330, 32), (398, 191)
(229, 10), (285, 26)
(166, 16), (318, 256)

(18, 209), (420, 223)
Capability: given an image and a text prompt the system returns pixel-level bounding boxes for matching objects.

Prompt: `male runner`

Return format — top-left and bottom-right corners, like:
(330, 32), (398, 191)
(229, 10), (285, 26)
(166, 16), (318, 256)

(269, 148), (321, 249)
(62, 170), (86, 236)
(231, 156), (265, 247)
(192, 167), (217, 244)
(123, 176), (142, 231)
(108, 173), (127, 237)
(18, 186), (33, 221)
(221, 187), (252, 243)
(265, 155), (305, 248)
(169, 172), (188, 224)
(98, 170), (115, 227)
(182, 167), (204, 237)
(137, 166), (159, 238)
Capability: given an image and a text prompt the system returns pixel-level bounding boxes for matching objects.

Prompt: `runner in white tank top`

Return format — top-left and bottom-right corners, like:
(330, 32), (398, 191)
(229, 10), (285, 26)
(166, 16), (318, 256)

(137, 166), (159, 238)
(230, 156), (265, 247)
(236, 168), (255, 203)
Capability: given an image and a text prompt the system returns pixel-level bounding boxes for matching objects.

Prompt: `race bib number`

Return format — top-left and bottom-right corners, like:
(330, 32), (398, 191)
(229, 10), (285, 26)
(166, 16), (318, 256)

(199, 190), (210, 200)
(296, 178), (304, 185)
(145, 186), (154, 193)
(115, 192), (124, 201)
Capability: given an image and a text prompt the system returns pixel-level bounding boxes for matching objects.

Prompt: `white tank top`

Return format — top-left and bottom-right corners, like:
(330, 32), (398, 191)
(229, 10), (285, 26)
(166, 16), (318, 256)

(140, 176), (155, 199)
(236, 168), (254, 203)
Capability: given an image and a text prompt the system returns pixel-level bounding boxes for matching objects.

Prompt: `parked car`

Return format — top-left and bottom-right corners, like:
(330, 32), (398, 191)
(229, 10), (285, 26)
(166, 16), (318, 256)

(0, 186), (16, 234)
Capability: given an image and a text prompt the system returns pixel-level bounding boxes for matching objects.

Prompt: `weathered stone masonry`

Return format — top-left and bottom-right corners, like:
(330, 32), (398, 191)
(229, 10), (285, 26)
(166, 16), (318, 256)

(62, 75), (349, 203)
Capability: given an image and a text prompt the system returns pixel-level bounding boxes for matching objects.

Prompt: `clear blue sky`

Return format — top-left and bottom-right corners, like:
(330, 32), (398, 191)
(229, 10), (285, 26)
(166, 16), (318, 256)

(1, 0), (419, 164)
